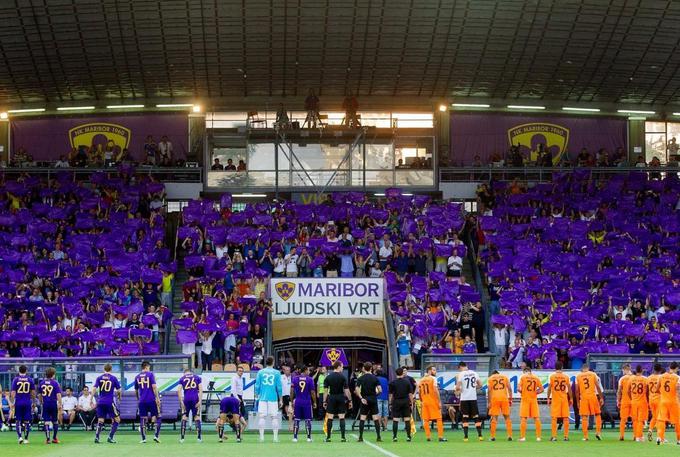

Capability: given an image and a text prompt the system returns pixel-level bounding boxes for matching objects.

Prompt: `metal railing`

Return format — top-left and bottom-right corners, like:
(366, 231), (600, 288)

(439, 164), (679, 182)
(0, 166), (203, 182)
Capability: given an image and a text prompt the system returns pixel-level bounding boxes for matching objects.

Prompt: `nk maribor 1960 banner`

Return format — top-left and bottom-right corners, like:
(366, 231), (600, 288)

(450, 113), (627, 165)
(270, 278), (384, 320)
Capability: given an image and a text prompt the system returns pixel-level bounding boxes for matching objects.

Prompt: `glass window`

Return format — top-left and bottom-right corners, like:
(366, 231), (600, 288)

(645, 121), (666, 133)
(645, 133), (666, 164)
(352, 143), (393, 170)
(247, 143), (290, 170)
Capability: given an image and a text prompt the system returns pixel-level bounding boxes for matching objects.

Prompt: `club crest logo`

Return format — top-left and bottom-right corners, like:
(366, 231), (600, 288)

(507, 122), (570, 165)
(325, 348), (341, 363)
(275, 281), (295, 301)
(69, 123), (131, 154)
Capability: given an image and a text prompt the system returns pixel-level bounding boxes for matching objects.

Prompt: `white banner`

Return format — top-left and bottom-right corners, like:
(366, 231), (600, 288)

(84, 372), (257, 400)
(270, 278), (384, 320)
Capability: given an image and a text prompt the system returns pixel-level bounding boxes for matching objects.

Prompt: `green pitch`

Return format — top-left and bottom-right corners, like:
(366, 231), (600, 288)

(0, 428), (676, 457)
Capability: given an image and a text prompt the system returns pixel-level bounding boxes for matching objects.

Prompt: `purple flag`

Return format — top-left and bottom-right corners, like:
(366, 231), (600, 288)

(319, 347), (349, 367)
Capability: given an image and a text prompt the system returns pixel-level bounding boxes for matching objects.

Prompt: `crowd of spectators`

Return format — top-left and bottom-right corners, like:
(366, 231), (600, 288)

(175, 189), (487, 371)
(0, 167), (173, 358)
(211, 158), (247, 171)
(8, 135), (181, 168)
(476, 169), (680, 369)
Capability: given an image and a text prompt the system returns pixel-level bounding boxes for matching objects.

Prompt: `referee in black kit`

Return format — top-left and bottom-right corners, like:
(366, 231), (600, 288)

(389, 367), (415, 442)
(356, 362), (382, 442)
(323, 361), (353, 442)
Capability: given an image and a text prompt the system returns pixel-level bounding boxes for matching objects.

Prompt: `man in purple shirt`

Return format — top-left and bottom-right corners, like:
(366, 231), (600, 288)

(178, 368), (203, 443)
(217, 395), (242, 443)
(135, 361), (161, 443)
(10, 364), (35, 444)
(291, 365), (317, 442)
(93, 363), (122, 444)
(38, 367), (62, 444)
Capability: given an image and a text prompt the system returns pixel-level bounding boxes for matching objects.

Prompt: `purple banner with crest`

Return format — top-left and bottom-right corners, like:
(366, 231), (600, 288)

(450, 113), (627, 165)
(10, 113), (188, 161)
(319, 347), (349, 367)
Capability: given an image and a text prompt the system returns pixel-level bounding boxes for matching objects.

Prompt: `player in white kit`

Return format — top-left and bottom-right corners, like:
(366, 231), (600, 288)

(455, 362), (483, 442)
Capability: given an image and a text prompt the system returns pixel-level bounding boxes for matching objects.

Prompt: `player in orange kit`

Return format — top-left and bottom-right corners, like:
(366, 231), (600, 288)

(486, 370), (513, 441)
(655, 361), (680, 446)
(417, 365), (446, 442)
(646, 364), (663, 442)
(575, 364), (603, 441)
(518, 366), (544, 442)
(616, 363), (633, 441)
(547, 361), (572, 441)
(628, 365), (648, 442)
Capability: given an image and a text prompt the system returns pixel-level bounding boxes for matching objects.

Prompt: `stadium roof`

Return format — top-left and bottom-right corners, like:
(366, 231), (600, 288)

(1, 0), (679, 108)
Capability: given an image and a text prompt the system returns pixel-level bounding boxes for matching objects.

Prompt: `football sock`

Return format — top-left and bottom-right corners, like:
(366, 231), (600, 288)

(196, 420), (201, 440)
(619, 415), (626, 438)
(534, 419), (541, 439)
(424, 420), (432, 439)
(53, 423), (58, 440)
(271, 417), (280, 440)
(155, 417), (161, 438)
(551, 418), (558, 438)
(326, 419), (333, 439)
(657, 421), (666, 441)
(405, 420), (411, 439)
(236, 422), (242, 440)
(581, 416), (588, 439)
(374, 420), (382, 440)
(462, 422), (468, 439)
(437, 419), (444, 438)
(520, 418), (527, 439)
(181, 419), (187, 439)
(506, 418), (513, 438)
(96, 422), (103, 440)
(109, 421), (119, 439)
(140, 417), (147, 440)
(475, 421), (482, 437)
(293, 419), (300, 439)
(218, 425), (224, 439)
(16, 421), (22, 439)
(393, 421), (399, 439)
(562, 419), (569, 439)
(359, 420), (365, 439)
(339, 418), (346, 439)
(258, 416), (266, 440)
(490, 417), (497, 438)
(44, 422), (51, 440)
(595, 416), (602, 435)
(305, 419), (312, 439)
(24, 422), (30, 440)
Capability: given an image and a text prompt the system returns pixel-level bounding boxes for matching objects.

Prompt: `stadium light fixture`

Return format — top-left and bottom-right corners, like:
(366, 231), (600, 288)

(451, 103), (491, 108)
(438, 104), (447, 112)
(192, 105), (202, 113)
(507, 105), (546, 110)
(233, 193), (267, 198)
(0, 112), (7, 120)
(7, 108), (46, 113)
(562, 107), (601, 112)
(107, 104), (145, 109)
(672, 112), (680, 116)
(617, 109), (655, 115)
(156, 103), (194, 108)
(57, 106), (95, 111)
(374, 193), (413, 196)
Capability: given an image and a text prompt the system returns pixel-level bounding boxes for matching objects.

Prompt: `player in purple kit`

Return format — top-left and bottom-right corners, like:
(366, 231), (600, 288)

(178, 368), (203, 443)
(291, 365), (317, 443)
(93, 363), (122, 444)
(10, 365), (35, 444)
(38, 367), (62, 444)
(217, 395), (242, 443)
(135, 361), (162, 443)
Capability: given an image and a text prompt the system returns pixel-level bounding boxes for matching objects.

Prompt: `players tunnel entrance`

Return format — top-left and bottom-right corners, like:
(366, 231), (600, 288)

(272, 337), (387, 374)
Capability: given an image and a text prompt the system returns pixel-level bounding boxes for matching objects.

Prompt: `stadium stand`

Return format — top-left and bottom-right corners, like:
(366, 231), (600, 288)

(174, 189), (486, 370)
(479, 170), (680, 369)
(0, 168), (173, 357)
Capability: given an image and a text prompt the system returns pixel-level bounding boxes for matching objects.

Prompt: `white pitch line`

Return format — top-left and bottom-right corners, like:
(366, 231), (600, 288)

(350, 434), (401, 457)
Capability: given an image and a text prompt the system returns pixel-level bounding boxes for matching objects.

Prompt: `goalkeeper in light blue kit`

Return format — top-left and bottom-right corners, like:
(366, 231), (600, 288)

(254, 356), (283, 442)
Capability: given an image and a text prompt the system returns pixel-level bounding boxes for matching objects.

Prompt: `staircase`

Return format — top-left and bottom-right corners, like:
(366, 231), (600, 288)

(166, 249), (189, 355)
